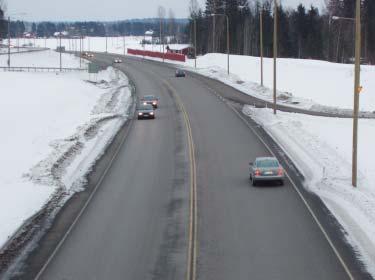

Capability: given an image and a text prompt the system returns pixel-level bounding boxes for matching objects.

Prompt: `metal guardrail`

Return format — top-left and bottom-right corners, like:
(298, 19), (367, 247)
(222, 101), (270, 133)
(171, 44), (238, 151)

(0, 66), (87, 73)
(0, 48), (49, 56)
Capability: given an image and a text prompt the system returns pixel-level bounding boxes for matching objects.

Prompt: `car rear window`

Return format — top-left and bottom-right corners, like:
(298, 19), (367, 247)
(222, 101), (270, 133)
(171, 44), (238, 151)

(143, 96), (155, 100)
(256, 159), (279, 168)
(138, 105), (153, 110)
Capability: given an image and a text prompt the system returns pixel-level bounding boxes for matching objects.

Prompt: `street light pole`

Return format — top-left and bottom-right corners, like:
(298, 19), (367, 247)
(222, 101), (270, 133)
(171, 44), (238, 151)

(7, 17), (10, 68)
(160, 18), (164, 62)
(273, 0), (278, 115)
(260, 9), (264, 87)
(226, 15), (229, 75)
(352, 0), (361, 187)
(123, 34), (126, 56)
(59, 32), (62, 71)
(194, 18), (197, 68)
(105, 33), (108, 53)
(79, 32), (82, 68)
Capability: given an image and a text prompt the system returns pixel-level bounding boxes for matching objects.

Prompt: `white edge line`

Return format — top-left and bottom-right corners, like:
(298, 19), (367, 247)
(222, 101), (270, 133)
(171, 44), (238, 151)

(205, 85), (354, 280)
(34, 118), (134, 280)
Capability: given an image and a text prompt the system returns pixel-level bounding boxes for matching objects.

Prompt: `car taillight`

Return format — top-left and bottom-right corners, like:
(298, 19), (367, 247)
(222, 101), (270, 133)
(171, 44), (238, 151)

(278, 168), (283, 176)
(255, 170), (261, 176)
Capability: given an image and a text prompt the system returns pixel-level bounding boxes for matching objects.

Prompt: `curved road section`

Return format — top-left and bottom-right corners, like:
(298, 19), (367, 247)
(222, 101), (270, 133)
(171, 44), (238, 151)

(20, 54), (371, 280)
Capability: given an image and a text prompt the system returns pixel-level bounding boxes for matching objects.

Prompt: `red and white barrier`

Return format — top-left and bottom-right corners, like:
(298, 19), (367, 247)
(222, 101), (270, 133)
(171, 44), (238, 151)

(127, 49), (186, 62)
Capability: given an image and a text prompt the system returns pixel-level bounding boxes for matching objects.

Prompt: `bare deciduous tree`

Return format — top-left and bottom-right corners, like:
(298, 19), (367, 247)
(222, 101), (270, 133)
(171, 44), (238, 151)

(157, 5), (166, 19)
(189, 0), (199, 17)
(157, 6), (166, 49)
(168, 8), (176, 40)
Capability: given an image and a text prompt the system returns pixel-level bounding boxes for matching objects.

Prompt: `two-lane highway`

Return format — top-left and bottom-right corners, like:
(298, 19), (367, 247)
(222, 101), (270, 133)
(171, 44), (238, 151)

(28, 56), (191, 280)
(19, 54), (371, 280)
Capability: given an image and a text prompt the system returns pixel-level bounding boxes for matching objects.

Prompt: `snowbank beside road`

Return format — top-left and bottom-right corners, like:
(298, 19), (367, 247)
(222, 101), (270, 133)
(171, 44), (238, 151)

(243, 106), (375, 276)
(0, 66), (132, 249)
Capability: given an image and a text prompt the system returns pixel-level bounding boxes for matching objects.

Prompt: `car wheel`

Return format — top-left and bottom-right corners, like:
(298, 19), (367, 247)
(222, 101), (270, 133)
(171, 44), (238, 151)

(279, 180), (284, 186)
(252, 180), (257, 186)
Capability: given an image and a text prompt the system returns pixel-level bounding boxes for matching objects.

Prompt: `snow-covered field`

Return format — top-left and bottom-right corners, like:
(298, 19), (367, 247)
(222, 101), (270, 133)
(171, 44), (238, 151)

(0, 50), (132, 249)
(243, 106), (375, 276)
(0, 47), (81, 68)
(8, 36), (375, 113)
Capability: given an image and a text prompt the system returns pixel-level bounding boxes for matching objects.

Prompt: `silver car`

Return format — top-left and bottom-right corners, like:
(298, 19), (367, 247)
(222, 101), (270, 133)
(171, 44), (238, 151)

(249, 157), (285, 186)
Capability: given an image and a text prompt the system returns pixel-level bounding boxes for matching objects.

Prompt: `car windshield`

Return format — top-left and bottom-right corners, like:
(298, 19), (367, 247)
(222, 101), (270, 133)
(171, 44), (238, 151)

(138, 105), (153, 110)
(142, 96), (156, 101)
(256, 159), (279, 168)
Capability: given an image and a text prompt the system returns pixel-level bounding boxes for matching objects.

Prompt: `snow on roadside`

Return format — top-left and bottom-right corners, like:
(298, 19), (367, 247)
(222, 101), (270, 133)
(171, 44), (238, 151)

(0, 62), (132, 249)
(243, 105), (375, 276)
(0, 49), (82, 68)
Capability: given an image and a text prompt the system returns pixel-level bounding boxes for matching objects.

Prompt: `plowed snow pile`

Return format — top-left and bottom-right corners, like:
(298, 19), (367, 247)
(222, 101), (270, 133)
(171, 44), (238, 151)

(0, 65), (132, 249)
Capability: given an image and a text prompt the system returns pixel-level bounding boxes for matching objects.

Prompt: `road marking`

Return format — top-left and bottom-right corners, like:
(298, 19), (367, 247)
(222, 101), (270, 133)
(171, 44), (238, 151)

(163, 80), (198, 280)
(201, 80), (354, 278)
(34, 118), (135, 280)
(221, 99), (355, 280)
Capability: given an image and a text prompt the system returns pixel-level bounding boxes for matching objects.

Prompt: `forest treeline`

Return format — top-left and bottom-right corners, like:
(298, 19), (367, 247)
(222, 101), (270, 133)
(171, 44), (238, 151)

(189, 0), (375, 63)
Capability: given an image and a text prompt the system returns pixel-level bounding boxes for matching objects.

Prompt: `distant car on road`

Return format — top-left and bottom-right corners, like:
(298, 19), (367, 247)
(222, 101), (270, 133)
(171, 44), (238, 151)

(137, 104), (155, 119)
(175, 69), (186, 77)
(87, 53), (94, 58)
(113, 58), (122, 63)
(140, 95), (159, 108)
(249, 157), (284, 186)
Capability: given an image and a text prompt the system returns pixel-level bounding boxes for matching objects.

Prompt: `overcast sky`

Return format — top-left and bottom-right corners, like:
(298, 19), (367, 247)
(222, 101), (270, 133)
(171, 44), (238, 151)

(7, 0), (326, 21)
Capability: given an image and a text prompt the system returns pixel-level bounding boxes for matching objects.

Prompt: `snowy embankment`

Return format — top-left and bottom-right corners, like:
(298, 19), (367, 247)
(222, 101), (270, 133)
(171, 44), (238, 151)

(243, 106), (375, 276)
(0, 50), (133, 249)
(178, 54), (375, 114)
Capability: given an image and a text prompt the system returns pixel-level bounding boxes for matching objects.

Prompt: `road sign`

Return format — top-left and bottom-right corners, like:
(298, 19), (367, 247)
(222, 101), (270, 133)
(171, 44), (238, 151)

(88, 63), (100, 74)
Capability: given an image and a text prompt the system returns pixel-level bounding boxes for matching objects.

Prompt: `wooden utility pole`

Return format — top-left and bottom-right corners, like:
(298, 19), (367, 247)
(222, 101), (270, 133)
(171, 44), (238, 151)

(352, 0), (361, 187)
(213, 0), (216, 53)
(226, 15), (229, 75)
(260, 9), (264, 87)
(273, 0), (278, 115)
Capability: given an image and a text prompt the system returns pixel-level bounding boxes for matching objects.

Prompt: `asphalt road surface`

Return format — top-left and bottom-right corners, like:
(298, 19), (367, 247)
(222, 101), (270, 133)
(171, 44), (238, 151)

(25, 54), (371, 280)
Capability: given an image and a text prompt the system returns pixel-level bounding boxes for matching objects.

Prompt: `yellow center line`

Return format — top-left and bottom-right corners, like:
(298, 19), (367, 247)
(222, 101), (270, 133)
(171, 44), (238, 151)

(163, 80), (197, 280)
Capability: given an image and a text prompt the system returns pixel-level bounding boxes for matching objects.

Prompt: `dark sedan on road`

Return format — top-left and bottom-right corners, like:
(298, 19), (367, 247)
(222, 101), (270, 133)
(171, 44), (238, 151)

(137, 104), (155, 119)
(175, 69), (186, 77)
(249, 157), (284, 186)
(140, 95), (159, 108)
